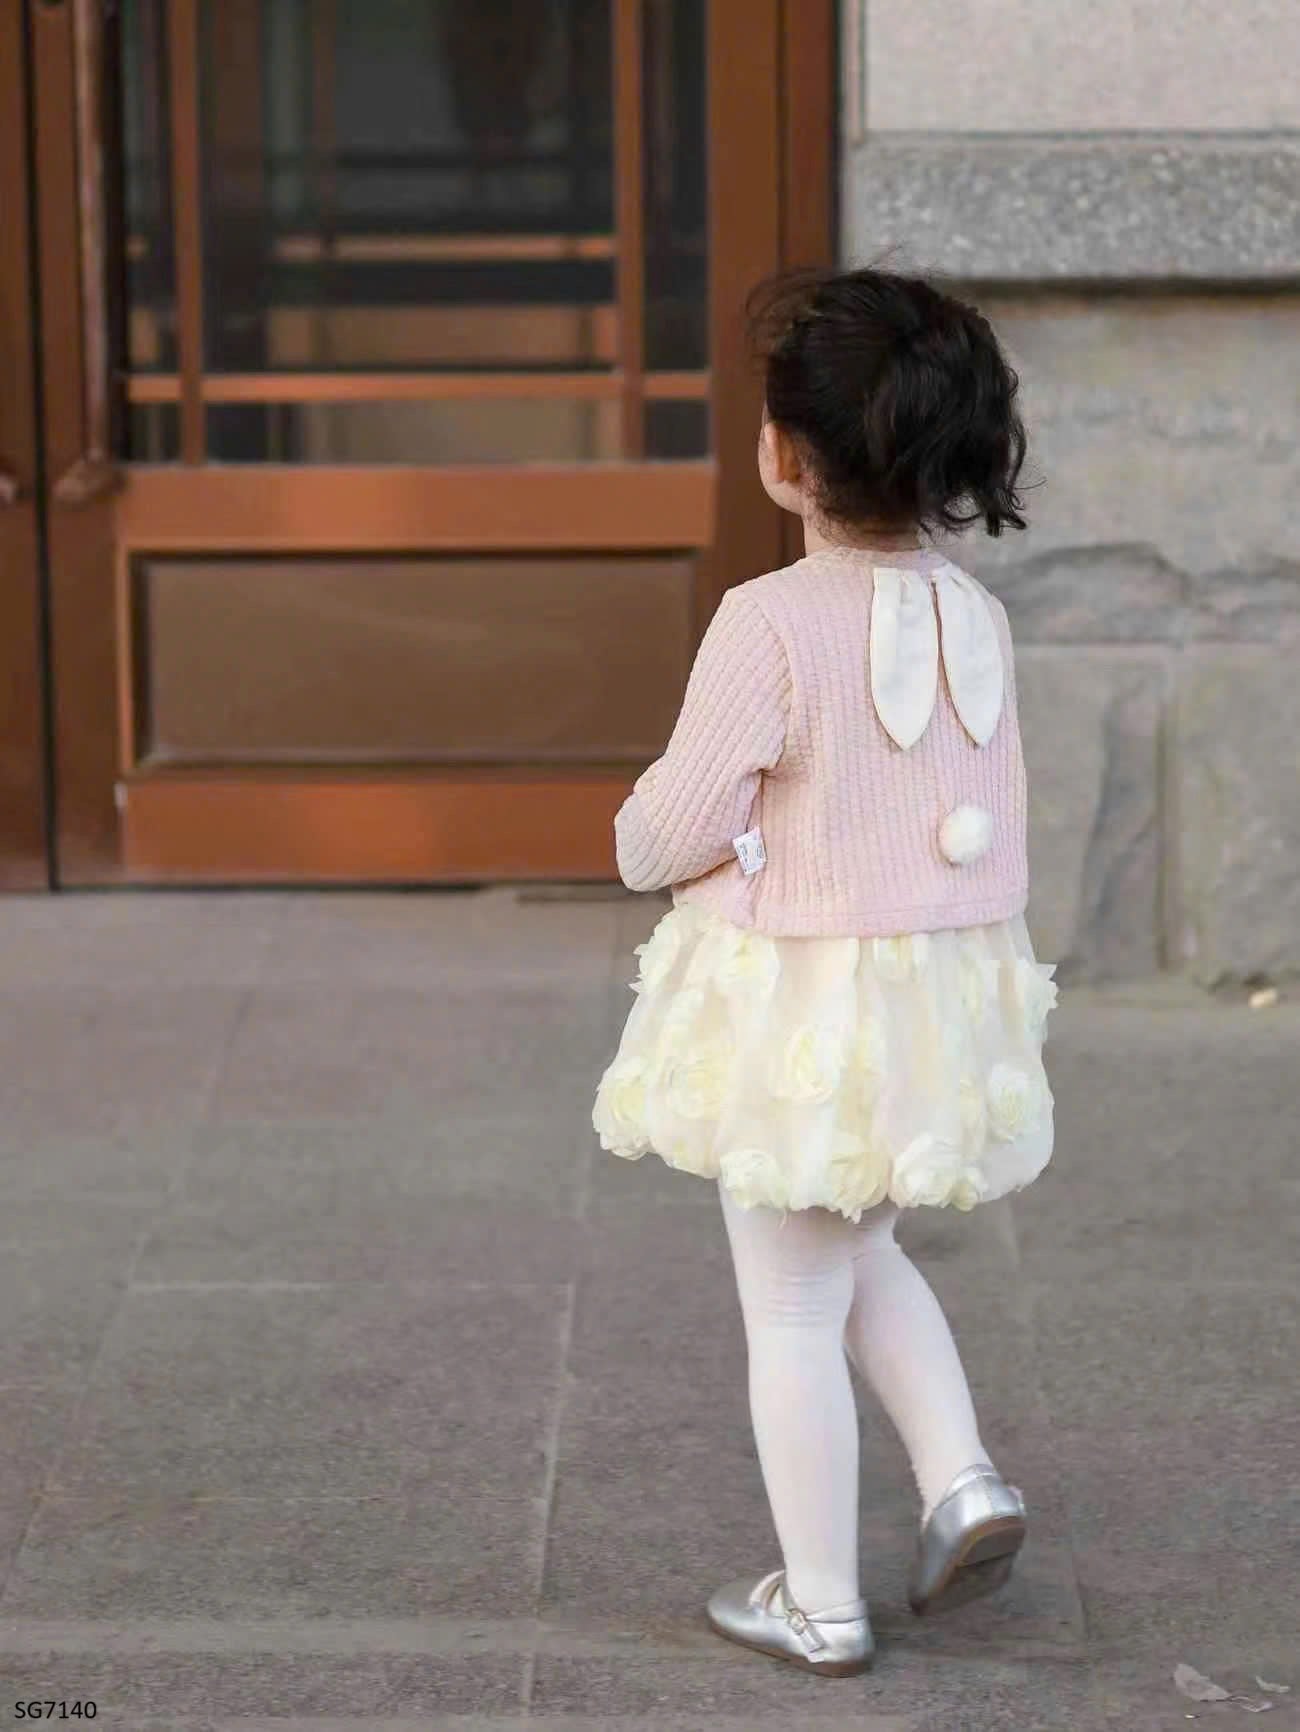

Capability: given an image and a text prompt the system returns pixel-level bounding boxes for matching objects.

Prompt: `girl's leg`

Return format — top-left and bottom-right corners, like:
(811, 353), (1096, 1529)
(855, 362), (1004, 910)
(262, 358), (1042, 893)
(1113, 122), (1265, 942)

(842, 1204), (991, 1521)
(718, 1182), (863, 1617)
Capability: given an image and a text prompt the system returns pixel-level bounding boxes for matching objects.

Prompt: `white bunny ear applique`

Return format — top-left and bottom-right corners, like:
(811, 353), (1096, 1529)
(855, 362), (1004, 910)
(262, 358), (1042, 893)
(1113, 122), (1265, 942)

(869, 566), (939, 749)
(932, 562), (1005, 746)
(869, 561), (1005, 749)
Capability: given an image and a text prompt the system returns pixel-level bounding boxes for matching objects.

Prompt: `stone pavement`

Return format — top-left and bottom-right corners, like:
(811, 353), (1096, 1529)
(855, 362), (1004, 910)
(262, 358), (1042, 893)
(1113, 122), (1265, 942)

(0, 889), (1295, 1731)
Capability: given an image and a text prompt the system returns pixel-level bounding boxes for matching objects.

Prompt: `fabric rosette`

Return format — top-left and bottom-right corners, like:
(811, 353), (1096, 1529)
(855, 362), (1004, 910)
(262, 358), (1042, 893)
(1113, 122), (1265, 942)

(986, 1061), (1043, 1142)
(663, 1033), (734, 1120)
(1013, 956), (1059, 1038)
(825, 1129), (892, 1222)
(769, 1022), (849, 1104)
(712, 925), (782, 1002)
(720, 1146), (790, 1211)
(959, 945), (1002, 1026)
(592, 1055), (651, 1157)
(890, 1133), (988, 1212)
(631, 910), (683, 993)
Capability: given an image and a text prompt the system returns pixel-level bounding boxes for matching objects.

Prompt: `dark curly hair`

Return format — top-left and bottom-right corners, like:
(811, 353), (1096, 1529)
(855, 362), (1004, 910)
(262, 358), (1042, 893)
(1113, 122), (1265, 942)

(748, 266), (1029, 538)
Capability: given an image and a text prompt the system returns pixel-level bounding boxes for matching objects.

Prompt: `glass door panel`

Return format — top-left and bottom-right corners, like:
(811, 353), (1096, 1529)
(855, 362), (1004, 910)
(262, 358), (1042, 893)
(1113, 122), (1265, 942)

(119, 0), (709, 466)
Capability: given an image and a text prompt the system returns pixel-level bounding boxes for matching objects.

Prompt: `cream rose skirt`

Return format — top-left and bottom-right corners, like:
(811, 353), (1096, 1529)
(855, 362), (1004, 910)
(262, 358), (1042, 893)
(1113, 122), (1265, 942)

(592, 902), (1057, 1219)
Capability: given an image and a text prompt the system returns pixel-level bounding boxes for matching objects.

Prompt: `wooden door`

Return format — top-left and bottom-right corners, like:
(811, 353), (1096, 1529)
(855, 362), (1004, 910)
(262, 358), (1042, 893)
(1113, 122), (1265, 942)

(27, 0), (832, 885)
(0, 5), (50, 888)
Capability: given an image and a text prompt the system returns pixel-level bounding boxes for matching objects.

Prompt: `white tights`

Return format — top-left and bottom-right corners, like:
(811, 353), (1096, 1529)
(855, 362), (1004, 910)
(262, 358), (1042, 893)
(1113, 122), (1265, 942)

(718, 1180), (991, 1618)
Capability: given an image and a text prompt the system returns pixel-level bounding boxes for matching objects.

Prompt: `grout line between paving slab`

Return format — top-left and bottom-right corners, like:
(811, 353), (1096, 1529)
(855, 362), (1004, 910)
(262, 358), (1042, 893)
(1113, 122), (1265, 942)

(517, 1274), (577, 1714)
(126, 1278), (574, 1295)
(0, 1713), (915, 1732)
(520, 949), (607, 1715)
(1005, 1197), (1092, 1656)
(0, 1613), (1086, 1664)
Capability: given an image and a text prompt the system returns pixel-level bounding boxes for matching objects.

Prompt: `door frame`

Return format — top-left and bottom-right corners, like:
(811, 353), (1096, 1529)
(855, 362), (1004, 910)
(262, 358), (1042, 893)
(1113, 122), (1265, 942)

(26, 0), (836, 886)
(0, 3), (51, 889)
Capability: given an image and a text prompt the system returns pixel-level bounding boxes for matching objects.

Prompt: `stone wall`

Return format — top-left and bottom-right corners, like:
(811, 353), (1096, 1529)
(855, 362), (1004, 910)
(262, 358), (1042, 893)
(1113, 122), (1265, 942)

(839, 4), (1300, 984)
(973, 298), (1300, 987)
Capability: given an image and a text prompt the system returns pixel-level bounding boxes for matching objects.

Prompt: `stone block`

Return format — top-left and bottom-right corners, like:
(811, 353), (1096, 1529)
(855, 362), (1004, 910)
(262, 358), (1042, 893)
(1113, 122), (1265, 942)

(1172, 648), (1300, 982)
(842, 139), (1300, 282)
(968, 297), (1300, 582)
(979, 544), (1300, 650)
(1016, 649), (1165, 979)
(982, 544), (1192, 644)
(1184, 556), (1300, 647)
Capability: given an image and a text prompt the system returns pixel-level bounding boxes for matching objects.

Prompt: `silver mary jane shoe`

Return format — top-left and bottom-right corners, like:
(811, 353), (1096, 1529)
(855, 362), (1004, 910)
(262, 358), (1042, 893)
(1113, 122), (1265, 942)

(706, 1569), (874, 1677)
(907, 1468), (1024, 1614)
(908, 1463), (1028, 1616)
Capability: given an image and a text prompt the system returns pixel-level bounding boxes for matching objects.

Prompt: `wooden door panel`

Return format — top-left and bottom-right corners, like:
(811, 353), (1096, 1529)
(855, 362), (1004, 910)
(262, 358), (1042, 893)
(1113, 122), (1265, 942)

(121, 772), (632, 882)
(111, 464), (715, 551)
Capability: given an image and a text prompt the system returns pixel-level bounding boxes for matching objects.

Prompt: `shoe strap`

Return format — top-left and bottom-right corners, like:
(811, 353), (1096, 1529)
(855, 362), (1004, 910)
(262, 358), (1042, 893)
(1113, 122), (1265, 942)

(782, 1600), (827, 1655)
(753, 1570), (861, 1655)
(748, 1568), (785, 1612)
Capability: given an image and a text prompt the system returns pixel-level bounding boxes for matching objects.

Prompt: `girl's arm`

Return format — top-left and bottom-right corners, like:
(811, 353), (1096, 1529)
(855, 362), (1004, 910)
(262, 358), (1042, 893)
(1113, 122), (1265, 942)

(614, 585), (791, 893)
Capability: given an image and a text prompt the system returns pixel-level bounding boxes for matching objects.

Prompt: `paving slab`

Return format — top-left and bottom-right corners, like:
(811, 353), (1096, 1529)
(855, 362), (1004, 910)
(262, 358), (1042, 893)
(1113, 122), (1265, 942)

(210, 983), (609, 1124)
(0, 1226), (141, 1385)
(1015, 998), (1299, 1281)
(529, 1650), (1035, 1725)
(0, 1386), (82, 1589)
(0, 1649), (526, 1723)
(0, 985), (245, 1138)
(134, 1111), (587, 1285)
(260, 888), (620, 992)
(41, 1281), (570, 1506)
(0, 892), (284, 988)
(2, 1490), (549, 1622)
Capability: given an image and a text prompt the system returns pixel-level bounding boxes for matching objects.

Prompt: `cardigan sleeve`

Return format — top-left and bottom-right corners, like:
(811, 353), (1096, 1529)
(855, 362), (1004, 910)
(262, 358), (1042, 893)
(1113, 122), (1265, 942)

(614, 585), (791, 893)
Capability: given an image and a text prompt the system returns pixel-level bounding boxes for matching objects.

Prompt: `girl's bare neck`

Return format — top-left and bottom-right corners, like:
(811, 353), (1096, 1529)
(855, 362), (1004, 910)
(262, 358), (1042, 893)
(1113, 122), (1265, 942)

(802, 514), (923, 556)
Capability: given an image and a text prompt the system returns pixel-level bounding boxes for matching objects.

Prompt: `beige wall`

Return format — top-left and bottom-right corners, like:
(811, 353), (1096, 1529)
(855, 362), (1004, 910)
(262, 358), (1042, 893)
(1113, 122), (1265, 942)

(849, 0), (1300, 136)
(841, 0), (1300, 282)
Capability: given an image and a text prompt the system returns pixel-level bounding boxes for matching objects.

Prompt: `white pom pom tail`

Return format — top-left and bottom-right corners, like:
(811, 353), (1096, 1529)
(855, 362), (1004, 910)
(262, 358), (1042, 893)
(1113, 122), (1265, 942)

(939, 803), (994, 866)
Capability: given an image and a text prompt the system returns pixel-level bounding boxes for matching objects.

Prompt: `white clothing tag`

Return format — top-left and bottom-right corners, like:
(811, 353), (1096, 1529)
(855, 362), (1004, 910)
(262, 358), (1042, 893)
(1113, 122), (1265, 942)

(733, 827), (767, 875)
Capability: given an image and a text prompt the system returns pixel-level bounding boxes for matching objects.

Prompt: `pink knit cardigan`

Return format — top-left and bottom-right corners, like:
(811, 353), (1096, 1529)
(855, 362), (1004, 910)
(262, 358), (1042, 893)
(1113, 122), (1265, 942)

(613, 544), (1029, 938)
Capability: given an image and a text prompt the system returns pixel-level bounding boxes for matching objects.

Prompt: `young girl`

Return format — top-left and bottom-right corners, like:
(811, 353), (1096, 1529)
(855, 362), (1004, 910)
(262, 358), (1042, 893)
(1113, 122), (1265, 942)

(592, 267), (1057, 1679)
